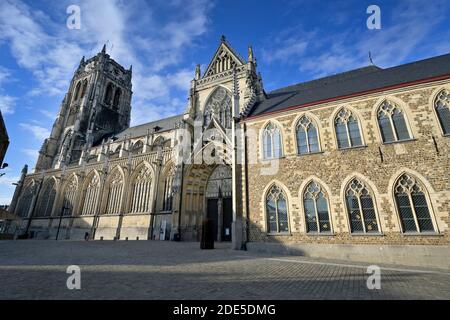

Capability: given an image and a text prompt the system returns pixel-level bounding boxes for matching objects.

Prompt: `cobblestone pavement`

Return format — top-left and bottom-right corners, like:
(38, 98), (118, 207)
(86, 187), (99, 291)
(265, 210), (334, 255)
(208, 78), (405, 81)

(0, 240), (449, 300)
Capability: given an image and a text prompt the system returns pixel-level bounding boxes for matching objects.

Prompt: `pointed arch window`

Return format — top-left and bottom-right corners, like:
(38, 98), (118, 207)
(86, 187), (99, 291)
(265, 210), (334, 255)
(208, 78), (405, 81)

(303, 181), (331, 233)
(296, 116), (320, 154)
(73, 81), (82, 102)
(131, 140), (144, 154)
(266, 185), (289, 233)
(130, 166), (153, 213)
(162, 166), (175, 212)
(106, 170), (124, 215)
(203, 87), (232, 130)
(17, 182), (35, 218)
(104, 83), (114, 105)
(434, 89), (450, 135)
(62, 176), (78, 216)
(263, 122), (282, 159)
(335, 109), (363, 149)
(35, 179), (57, 217)
(80, 79), (88, 100)
(345, 178), (379, 233)
(377, 101), (411, 143)
(394, 174), (435, 233)
(81, 174), (101, 215)
(113, 88), (121, 110)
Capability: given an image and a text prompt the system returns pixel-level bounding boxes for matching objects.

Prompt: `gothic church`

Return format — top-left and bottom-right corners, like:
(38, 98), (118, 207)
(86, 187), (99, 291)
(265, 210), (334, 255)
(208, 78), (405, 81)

(9, 37), (450, 252)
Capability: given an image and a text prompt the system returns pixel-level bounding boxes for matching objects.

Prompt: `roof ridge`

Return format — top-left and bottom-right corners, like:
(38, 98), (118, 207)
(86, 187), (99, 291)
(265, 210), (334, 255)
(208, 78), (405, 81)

(270, 65), (382, 94)
(128, 114), (183, 130)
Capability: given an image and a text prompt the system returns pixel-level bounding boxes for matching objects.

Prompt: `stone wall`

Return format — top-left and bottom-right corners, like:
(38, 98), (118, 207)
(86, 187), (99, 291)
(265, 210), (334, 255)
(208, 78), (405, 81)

(245, 81), (450, 245)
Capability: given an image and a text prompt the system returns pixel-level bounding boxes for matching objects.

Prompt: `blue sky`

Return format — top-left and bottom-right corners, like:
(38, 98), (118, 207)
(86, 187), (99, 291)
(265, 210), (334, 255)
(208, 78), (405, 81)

(1, 0), (449, 204)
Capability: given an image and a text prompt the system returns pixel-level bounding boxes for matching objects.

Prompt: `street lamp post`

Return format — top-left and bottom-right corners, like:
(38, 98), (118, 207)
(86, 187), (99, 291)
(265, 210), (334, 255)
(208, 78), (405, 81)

(56, 205), (68, 240)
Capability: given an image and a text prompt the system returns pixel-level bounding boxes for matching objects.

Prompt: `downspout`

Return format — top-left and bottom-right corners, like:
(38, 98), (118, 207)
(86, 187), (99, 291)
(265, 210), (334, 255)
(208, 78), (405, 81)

(176, 161), (184, 241)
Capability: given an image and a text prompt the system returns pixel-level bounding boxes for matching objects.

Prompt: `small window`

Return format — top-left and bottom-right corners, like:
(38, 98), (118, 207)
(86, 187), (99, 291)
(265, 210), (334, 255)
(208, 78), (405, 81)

(394, 174), (435, 233)
(434, 89), (450, 135)
(345, 178), (379, 233)
(335, 109), (363, 149)
(266, 185), (289, 233)
(263, 122), (283, 159)
(377, 101), (411, 143)
(296, 116), (320, 154)
(303, 181), (331, 233)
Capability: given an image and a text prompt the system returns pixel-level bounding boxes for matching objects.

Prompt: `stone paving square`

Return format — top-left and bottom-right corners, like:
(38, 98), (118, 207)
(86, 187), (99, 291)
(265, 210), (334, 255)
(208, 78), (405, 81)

(0, 241), (449, 300)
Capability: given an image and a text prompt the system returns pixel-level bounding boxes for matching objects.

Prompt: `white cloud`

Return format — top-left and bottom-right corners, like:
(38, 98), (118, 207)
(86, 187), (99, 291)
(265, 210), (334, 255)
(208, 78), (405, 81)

(0, 67), (11, 85)
(262, 0), (447, 79)
(0, 95), (16, 114)
(21, 149), (39, 161)
(19, 123), (50, 140)
(0, 0), (212, 124)
(167, 69), (194, 93)
(39, 109), (56, 119)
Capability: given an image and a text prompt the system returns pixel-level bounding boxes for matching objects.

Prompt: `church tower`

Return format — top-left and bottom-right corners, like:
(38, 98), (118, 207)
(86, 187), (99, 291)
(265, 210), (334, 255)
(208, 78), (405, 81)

(35, 45), (132, 171)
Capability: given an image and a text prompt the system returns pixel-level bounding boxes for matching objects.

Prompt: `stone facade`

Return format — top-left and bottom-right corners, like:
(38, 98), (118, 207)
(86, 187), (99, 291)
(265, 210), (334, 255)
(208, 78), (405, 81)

(245, 82), (450, 245)
(9, 38), (450, 249)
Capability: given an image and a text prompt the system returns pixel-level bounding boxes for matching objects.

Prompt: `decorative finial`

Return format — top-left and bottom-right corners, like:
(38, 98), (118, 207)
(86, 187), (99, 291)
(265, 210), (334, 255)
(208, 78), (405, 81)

(195, 64), (201, 80)
(220, 35), (226, 43)
(22, 164), (28, 174)
(129, 65), (133, 72)
(101, 44), (106, 54)
(80, 56), (85, 65)
(248, 45), (254, 62)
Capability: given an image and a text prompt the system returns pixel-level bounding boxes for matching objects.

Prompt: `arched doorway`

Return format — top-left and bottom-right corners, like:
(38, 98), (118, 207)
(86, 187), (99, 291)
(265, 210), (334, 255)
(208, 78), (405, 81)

(205, 165), (232, 242)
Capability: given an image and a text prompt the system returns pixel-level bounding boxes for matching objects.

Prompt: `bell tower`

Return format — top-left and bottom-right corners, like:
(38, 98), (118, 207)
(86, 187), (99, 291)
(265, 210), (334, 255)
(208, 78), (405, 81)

(35, 45), (133, 171)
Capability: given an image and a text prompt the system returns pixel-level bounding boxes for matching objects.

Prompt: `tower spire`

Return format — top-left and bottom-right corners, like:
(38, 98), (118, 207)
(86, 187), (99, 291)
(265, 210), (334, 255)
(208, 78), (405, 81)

(101, 44), (107, 54)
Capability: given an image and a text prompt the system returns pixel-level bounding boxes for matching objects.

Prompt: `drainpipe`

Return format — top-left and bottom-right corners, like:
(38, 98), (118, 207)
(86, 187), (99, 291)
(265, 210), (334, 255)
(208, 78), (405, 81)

(176, 161), (184, 241)
(150, 150), (163, 240)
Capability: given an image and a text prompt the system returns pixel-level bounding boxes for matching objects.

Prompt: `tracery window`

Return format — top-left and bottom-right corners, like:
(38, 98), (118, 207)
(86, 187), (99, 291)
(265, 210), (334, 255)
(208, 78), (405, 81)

(345, 178), (379, 233)
(303, 181), (331, 233)
(377, 101), (411, 143)
(203, 87), (232, 130)
(335, 108), (363, 149)
(35, 178), (57, 217)
(296, 116), (320, 154)
(131, 140), (144, 154)
(266, 185), (289, 233)
(17, 182), (35, 218)
(434, 89), (450, 135)
(162, 166), (175, 212)
(263, 122), (282, 159)
(105, 170), (124, 215)
(394, 174), (435, 233)
(81, 173), (101, 215)
(62, 175), (78, 216)
(130, 166), (153, 213)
